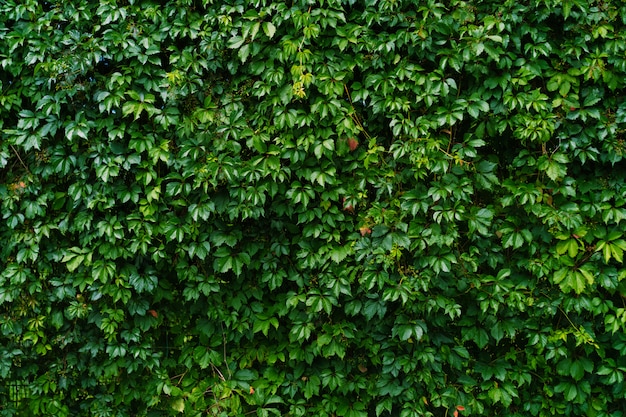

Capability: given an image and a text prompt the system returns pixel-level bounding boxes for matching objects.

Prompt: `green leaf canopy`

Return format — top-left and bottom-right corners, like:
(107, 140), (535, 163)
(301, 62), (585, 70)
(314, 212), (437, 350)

(2, 0), (626, 415)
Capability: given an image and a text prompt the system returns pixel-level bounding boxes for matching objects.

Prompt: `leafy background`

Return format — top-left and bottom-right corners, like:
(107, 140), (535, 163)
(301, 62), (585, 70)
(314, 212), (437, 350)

(1, 0), (626, 416)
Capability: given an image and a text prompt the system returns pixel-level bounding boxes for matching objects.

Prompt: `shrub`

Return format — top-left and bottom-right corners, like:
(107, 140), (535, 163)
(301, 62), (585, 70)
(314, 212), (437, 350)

(1, 0), (626, 416)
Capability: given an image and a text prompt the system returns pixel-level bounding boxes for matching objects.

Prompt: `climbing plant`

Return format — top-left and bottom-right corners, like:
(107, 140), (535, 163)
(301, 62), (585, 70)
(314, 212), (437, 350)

(2, 0), (626, 415)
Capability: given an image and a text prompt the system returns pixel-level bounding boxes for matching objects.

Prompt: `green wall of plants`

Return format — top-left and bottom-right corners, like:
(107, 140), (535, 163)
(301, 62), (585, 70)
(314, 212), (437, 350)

(2, 0), (626, 415)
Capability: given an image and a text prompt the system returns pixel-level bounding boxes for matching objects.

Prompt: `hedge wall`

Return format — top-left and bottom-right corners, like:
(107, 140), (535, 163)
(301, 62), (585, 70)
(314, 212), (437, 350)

(2, 0), (626, 416)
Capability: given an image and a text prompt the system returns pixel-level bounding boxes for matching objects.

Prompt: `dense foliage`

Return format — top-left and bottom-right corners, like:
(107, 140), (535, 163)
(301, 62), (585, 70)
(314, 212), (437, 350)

(2, 0), (626, 415)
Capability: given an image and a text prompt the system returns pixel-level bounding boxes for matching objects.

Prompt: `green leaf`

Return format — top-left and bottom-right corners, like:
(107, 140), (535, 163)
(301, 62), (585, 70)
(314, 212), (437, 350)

(556, 238), (579, 258)
(569, 360), (585, 381)
(553, 266), (594, 294)
(263, 22), (276, 39)
(234, 369), (257, 381)
(171, 398), (185, 413)
(62, 248), (91, 272)
(565, 384), (577, 402)
(476, 328), (489, 349)
(238, 43), (251, 63)
(227, 36), (246, 49)
(330, 245), (351, 263)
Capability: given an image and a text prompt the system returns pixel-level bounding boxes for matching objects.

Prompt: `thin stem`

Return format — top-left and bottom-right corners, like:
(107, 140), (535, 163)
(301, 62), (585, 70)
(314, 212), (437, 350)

(10, 144), (31, 175)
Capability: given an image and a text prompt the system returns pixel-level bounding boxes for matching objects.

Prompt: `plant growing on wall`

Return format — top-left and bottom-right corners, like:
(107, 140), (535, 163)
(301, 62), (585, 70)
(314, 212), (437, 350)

(1, 0), (626, 415)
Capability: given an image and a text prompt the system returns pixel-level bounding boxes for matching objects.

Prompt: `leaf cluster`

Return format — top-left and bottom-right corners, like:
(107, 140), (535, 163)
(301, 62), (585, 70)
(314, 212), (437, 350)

(2, 0), (626, 416)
